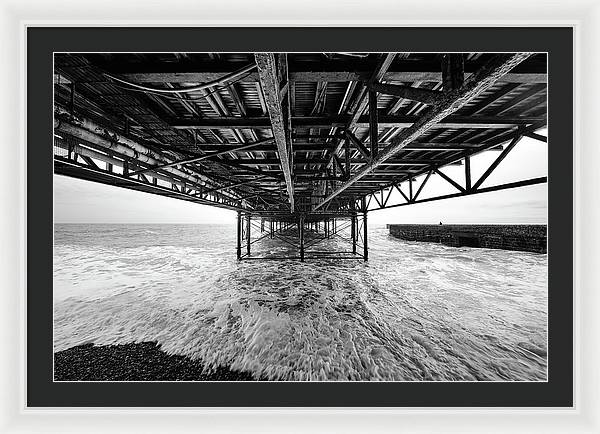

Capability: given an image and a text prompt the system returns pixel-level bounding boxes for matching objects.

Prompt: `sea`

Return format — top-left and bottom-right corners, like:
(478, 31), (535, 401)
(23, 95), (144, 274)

(53, 223), (548, 381)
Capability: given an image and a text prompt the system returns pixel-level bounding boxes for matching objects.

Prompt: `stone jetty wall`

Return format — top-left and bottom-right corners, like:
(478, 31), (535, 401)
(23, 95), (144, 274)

(388, 224), (547, 253)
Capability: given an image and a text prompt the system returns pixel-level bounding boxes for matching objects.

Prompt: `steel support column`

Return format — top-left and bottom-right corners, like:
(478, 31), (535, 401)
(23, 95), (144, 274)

(299, 216), (305, 262)
(350, 199), (357, 254)
(465, 155), (472, 191)
(351, 213), (357, 254)
(246, 214), (251, 256)
(236, 211), (242, 260)
(362, 197), (369, 261)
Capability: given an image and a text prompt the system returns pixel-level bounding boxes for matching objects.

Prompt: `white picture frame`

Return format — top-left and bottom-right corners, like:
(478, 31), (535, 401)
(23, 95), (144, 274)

(1, 0), (597, 432)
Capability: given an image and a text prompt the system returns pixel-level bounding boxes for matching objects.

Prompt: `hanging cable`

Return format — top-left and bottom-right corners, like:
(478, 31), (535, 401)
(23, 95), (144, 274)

(104, 62), (256, 94)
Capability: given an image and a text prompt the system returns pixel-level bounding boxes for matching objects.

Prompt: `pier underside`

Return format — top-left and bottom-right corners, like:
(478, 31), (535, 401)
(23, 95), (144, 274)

(53, 52), (547, 260)
(236, 207), (369, 261)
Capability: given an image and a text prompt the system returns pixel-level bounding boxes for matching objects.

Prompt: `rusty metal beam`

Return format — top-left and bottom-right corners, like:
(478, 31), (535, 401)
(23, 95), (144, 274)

(172, 114), (544, 130)
(54, 156), (248, 211)
(362, 121), (545, 199)
(186, 141), (485, 153)
(368, 82), (441, 105)
(255, 53), (295, 211)
(327, 54), (395, 162)
(434, 167), (466, 193)
(523, 131), (548, 143)
(195, 175), (270, 196)
(413, 170), (433, 201)
(369, 90), (379, 158)
(230, 157), (438, 166)
(128, 138), (275, 177)
(109, 58), (547, 84)
(344, 130), (370, 159)
(442, 54), (465, 91)
(314, 53), (533, 210)
(472, 133), (523, 190)
(370, 176), (547, 211)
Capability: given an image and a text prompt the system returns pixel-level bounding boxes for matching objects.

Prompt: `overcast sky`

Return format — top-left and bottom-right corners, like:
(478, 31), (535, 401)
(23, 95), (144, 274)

(54, 131), (547, 225)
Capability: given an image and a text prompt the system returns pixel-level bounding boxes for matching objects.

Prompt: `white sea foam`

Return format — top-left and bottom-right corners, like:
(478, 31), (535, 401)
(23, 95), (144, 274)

(53, 224), (548, 381)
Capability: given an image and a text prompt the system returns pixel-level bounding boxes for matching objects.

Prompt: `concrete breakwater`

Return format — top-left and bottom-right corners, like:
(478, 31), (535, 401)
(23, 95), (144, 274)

(387, 224), (547, 253)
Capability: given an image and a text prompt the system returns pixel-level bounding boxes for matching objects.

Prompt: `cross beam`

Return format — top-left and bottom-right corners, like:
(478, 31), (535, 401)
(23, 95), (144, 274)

(255, 53), (295, 211)
(171, 114), (545, 130)
(109, 58), (547, 84)
(368, 82), (441, 105)
(127, 138), (275, 177)
(314, 52), (533, 210)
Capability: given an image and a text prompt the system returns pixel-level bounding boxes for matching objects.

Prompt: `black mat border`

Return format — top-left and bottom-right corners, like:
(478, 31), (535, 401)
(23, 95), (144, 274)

(27, 27), (573, 407)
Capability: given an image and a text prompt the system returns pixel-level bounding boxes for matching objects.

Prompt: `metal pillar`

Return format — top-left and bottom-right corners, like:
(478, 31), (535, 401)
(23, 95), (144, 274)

(362, 197), (368, 261)
(236, 211), (242, 260)
(246, 214), (251, 256)
(350, 200), (357, 255)
(351, 214), (356, 254)
(299, 216), (305, 262)
(465, 155), (472, 191)
(270, 220), (274, 238)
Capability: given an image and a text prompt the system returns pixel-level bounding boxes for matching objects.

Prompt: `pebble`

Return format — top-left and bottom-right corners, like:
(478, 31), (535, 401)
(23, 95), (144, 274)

(54, 342), (259, 381)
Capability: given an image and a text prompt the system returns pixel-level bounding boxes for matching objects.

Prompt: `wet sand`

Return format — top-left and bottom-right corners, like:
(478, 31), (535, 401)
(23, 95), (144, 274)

(54, 342), (259, 381)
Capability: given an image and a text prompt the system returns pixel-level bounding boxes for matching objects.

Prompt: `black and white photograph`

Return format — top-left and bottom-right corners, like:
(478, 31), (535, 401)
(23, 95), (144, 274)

(52, 51), (550, 383)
